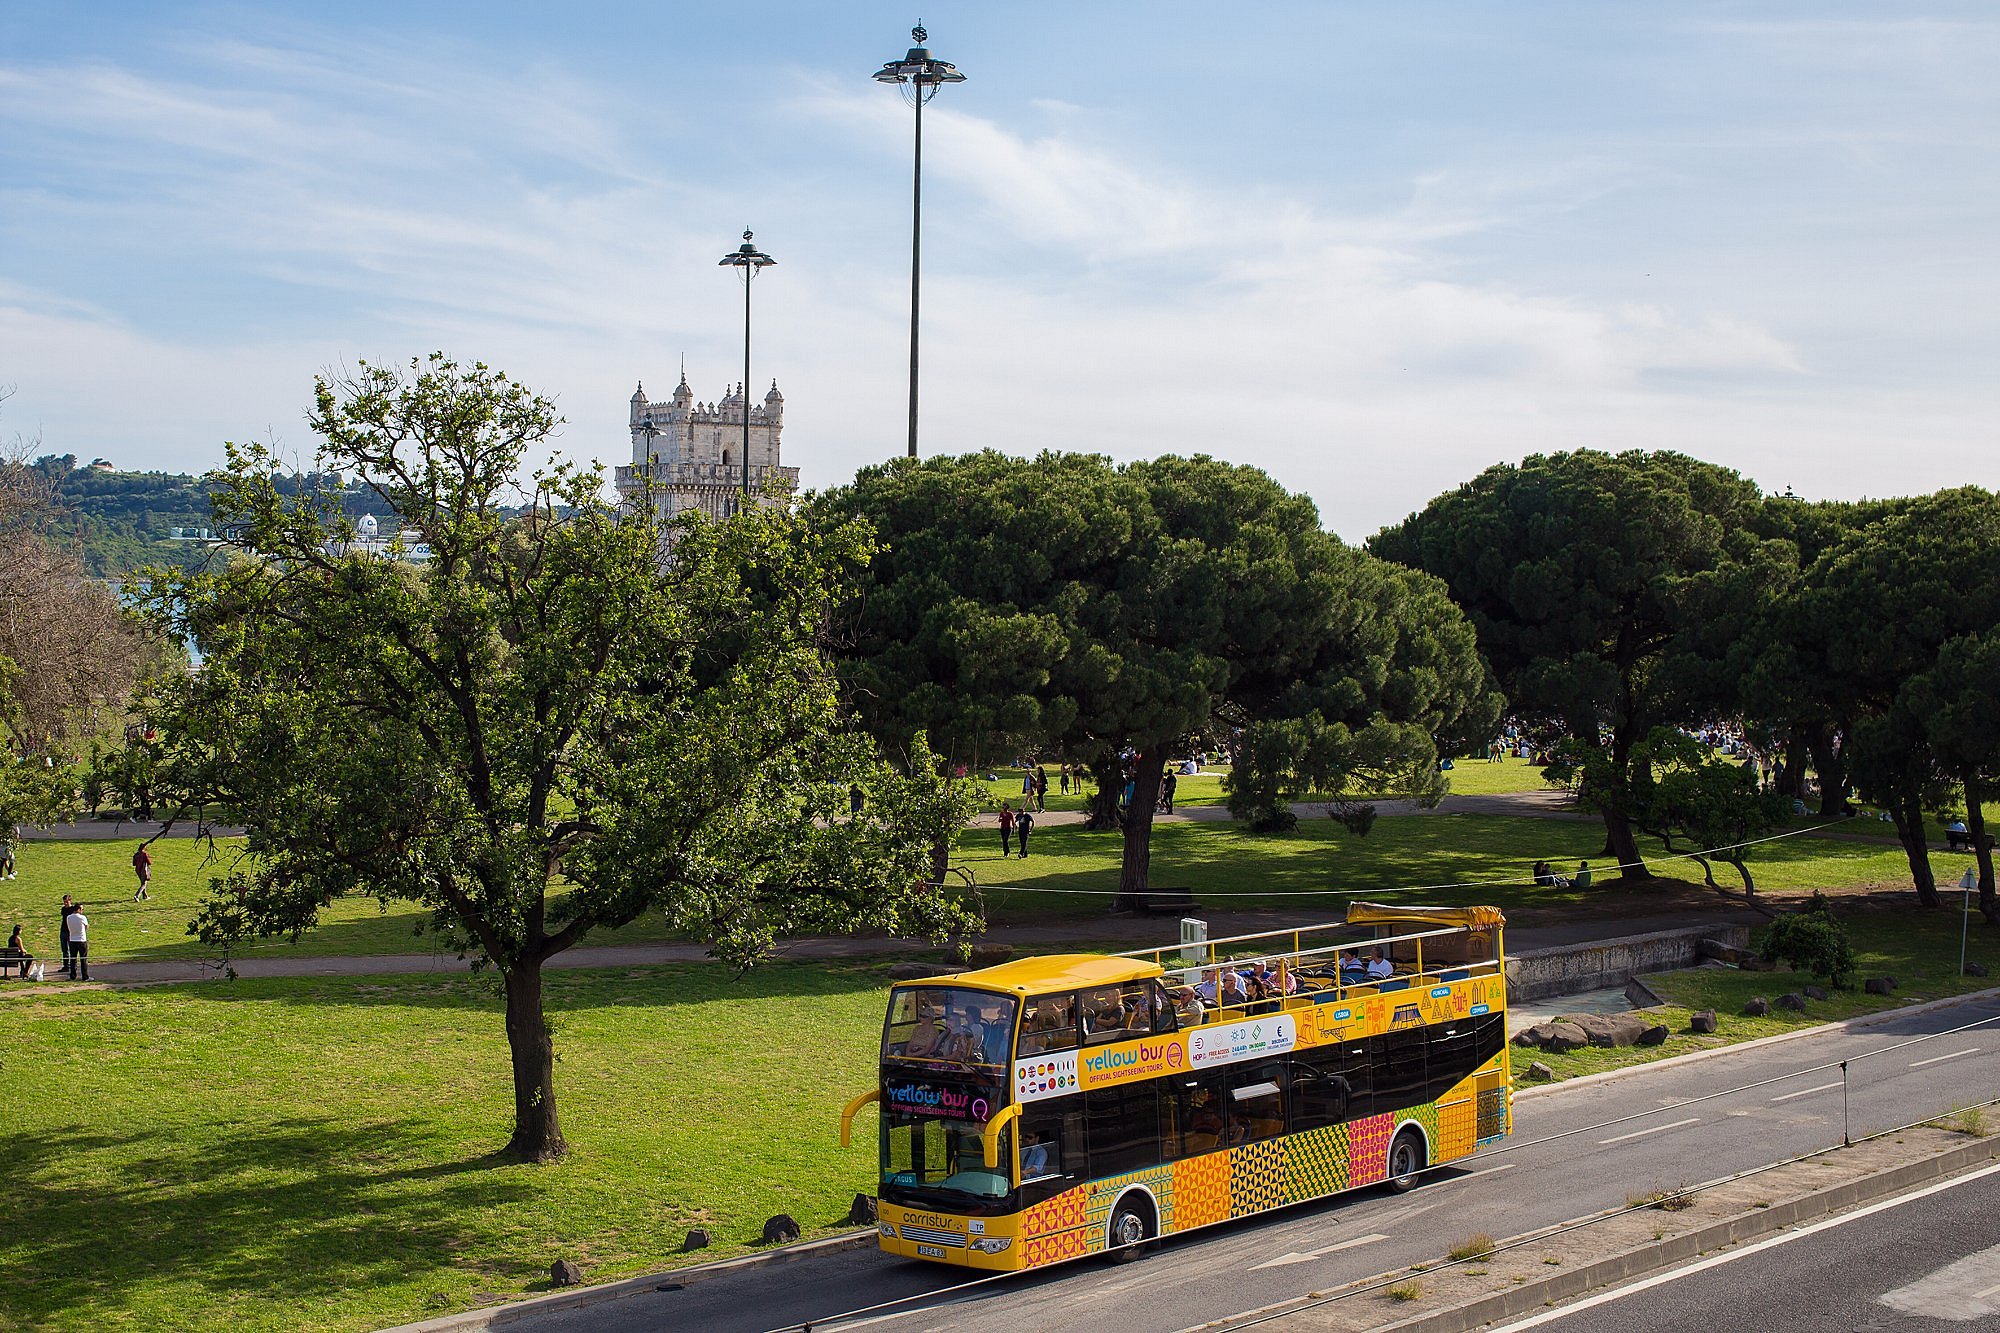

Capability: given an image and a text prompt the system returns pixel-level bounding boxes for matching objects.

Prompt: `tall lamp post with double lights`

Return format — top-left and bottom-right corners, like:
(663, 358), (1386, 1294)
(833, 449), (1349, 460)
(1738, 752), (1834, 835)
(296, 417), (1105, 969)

(872, 24), (965, 459)
(718, 229), (776, 503)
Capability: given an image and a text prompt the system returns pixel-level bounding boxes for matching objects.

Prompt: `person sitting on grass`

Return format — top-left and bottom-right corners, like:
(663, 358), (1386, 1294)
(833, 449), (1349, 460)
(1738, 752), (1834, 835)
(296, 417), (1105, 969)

(1573, 861), (1594, 890)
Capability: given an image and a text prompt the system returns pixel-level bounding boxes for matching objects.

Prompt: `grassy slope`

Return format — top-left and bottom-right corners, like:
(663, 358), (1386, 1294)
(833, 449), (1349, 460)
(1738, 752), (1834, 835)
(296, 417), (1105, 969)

(965, 754), (1558, 812)
(4, 811), (1981, 962)
(1, 963), (889, 1333)
(1527, 905), (2000, 1082)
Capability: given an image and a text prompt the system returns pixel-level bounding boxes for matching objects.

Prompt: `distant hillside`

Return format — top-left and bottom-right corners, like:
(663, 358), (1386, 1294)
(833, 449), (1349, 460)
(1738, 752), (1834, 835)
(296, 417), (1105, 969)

(32, 456), (386, 577)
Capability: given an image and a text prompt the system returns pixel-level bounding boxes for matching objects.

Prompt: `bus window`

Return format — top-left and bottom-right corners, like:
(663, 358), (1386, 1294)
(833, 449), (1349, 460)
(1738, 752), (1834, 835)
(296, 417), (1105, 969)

(882, 1113), (1011, 1202)
(1018, 992), (1078, 1057)
(1427, 1013), (1506, 1102)
(1084, 1083), (1162, 1177)
(882, 987), (1018, 1068)
(1166, 1076), (1227, 1157)
(1373, 1028), (1428, 1111)
(1291, 1045), (1368, 1129)
(1148, 978), (1183, 1033)
(1227, 1064), (1286, 1144)
(1078, 985), (1126, 1044)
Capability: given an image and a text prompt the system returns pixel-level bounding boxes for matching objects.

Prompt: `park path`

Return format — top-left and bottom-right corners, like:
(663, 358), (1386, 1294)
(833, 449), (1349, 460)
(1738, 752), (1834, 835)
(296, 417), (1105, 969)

(25, 904), (1765, 990)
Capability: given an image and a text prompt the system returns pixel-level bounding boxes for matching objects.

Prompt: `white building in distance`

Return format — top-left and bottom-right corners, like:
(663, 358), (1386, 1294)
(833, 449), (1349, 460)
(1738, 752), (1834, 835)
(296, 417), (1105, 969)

(616, 372), (799, 531)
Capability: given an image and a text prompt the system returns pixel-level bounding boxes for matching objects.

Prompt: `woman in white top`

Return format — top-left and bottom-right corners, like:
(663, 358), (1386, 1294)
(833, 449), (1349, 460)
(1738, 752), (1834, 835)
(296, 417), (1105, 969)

(1366, 948), (1394, 980)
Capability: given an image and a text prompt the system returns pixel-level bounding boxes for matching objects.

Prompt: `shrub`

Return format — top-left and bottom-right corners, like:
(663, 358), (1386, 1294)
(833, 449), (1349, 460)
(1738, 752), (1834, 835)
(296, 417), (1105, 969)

(1756, 894), (1857, 987)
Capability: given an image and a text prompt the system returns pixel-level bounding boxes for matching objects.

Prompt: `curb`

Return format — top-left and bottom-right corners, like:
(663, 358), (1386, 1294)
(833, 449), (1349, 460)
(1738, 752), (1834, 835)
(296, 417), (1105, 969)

(373, 1229), (876, 1333)
(1513, 983), (2000, 1100)
(1370, 1132), (2000, 1333)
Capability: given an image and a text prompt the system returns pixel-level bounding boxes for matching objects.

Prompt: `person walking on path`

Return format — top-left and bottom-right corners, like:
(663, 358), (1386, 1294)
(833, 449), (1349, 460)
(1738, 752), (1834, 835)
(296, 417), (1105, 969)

(998, 803), (1016, 857)
(132, 844), (153, 901)
(0, 835), (15, 879)
(1033, 767), (1048, 813)
(1160, 771), (1177, 815)
(66, 904), (90, 980)
(1016, 807), (1034, 858)
(59, 894), (76, 978)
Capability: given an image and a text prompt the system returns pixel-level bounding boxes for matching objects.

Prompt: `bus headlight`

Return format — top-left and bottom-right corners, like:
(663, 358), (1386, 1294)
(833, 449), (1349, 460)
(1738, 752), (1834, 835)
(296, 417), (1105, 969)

(877, 1221), (896, 1238)
(971, 1237), (1013, 1254)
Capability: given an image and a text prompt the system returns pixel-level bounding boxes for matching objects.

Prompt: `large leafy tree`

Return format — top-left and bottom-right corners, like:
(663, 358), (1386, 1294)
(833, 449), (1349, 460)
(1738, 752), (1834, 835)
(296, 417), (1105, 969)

(1903, 629), (2000, 924)
(816, 452), (1497, 904)
(1371, 449), (1769, 881)
(1783, 488), (2000, 907)
(138, 357), (972, 1162)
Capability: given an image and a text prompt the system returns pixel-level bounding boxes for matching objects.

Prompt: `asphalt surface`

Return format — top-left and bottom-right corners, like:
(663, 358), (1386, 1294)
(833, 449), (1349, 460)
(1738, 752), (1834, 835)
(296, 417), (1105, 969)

(1491, 1158), (2000, 1332)
(492, 990), (2000, 1333)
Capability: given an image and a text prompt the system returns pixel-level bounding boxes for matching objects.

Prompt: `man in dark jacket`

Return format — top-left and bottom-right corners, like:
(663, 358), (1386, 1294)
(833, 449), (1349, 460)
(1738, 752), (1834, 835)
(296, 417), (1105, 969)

(59, 894), (76, 978)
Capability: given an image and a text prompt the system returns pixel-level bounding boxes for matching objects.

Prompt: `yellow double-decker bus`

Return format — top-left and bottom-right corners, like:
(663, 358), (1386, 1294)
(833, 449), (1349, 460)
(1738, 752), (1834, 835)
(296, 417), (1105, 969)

(842, 904), (1511, 1269)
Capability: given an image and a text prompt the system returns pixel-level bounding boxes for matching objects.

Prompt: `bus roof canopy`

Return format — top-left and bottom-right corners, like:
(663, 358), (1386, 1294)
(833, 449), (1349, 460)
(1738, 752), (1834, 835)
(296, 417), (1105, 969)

(934, 953), (1166, 994)
(1344, 902), (1506, 932)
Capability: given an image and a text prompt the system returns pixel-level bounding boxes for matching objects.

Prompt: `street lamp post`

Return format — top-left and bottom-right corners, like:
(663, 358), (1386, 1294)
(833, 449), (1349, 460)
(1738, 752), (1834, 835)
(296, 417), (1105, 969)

(718, 229), (776, 502)
(872, 24), (965, 460)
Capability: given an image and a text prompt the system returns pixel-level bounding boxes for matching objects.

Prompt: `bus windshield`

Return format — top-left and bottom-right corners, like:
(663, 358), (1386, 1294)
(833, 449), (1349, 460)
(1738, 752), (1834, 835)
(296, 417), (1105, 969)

(881, 1111), (1013, 1204)
(883, 987), (1018, 1069)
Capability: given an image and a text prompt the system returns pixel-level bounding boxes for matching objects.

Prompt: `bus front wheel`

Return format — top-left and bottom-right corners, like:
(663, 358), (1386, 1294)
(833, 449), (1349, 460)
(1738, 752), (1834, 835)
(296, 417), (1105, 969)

(1386, 1129), (1427, 1193)
(1106, 1194), (1154, 1263)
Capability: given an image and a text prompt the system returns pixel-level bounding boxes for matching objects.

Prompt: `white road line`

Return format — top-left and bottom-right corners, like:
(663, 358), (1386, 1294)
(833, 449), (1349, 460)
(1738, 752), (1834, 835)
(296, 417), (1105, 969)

(1482, 1159), (2000, 1331)
(1440, 1162), (1517, 1185)
(1248, 1232), (1389, 1270)
(1910, 1047), (1980, 1068)
(1769, 1080), (1844, 1103)
(1974, 1280), (2000, 1301)
(1597, 1116), (1699, 1145)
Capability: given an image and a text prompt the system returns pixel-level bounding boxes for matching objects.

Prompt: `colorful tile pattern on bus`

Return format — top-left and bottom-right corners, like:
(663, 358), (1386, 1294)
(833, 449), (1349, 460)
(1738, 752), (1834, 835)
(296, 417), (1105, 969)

(1011, 1073), (1498, 1259)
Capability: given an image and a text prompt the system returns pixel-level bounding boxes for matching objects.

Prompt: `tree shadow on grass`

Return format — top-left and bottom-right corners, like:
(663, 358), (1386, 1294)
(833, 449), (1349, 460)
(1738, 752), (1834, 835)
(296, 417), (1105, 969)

(137, 958), (897, 1015)
(5, 1116), (538, 1329)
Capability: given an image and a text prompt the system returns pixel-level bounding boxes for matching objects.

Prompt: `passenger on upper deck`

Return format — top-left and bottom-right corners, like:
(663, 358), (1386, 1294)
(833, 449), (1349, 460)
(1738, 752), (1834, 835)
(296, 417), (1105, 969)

(1366, 948), (1394, 980)
(1218, 968), (1249, 1007)
(1195, 967), (1221, 1005)
(1338, 950), (1367, 984)
(1168, 984), (1204, 1026)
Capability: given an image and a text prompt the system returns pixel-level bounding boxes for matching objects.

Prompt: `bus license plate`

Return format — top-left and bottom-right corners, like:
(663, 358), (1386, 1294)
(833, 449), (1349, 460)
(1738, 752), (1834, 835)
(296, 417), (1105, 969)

(917, 1244), (944, 1258)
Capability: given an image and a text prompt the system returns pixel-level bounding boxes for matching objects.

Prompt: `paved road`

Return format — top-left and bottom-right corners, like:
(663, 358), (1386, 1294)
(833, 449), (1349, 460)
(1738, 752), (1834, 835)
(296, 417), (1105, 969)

(1490, 1158), (2000, 1332)
(494, 991), (2000, 1333)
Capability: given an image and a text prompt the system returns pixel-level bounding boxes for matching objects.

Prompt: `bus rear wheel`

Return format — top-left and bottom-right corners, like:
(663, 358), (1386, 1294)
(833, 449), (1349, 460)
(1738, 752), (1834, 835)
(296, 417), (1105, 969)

(1106, 1194), (1154, 1263)
(1386, 1129), (1426, 1193)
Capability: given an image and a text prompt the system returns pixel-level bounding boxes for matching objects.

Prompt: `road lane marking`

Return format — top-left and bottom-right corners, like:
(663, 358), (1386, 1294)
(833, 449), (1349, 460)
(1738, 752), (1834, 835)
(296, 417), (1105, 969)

(1597, 1116), (1698, 1144)
(1769, 1080), (1844, 1103)
(1482, 1159), (2000, 1331)
(1439, 1162), (1517, 1185)
(1909, 1046), (1980, 1068)
(1249, 1232), (1389, 1270)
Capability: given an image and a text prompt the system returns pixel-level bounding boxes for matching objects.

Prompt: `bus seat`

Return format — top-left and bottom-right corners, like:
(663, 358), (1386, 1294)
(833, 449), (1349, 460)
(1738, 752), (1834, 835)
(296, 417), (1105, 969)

(1378, 978), (1410, 992)
(1439, 968), (1470, 981)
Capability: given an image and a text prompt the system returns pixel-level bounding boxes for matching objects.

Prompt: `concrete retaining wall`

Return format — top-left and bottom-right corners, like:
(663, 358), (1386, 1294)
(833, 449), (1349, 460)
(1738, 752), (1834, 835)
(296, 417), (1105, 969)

(1507, 924), (1751, 1002)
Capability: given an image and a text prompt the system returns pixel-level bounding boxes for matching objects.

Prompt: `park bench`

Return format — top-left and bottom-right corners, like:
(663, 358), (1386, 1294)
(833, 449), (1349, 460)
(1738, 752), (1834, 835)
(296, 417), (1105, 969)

(1132, 886), (1198, 915)
(0, 946), (35, 979)
(1945, 829), (1989, 853)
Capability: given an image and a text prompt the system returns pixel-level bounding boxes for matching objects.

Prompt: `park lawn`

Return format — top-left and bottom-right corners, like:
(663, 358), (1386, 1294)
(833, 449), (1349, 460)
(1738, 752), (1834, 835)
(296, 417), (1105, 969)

(1524, 904), (2000, 1085)
(4, 813), (1951, 965)
(0, 962), (892, 1333)
(966, 755), (1554, 814)
(956, 814), (1935, 924)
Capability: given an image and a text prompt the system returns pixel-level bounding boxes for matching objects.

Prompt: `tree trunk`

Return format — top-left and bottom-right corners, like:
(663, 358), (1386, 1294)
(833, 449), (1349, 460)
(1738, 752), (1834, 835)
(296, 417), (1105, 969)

(1776, 732), (1809, 801)
(1114, 750), (1167, 912)
(1081, 765), (1123, 832)
(1806, 724), (1852, 816)
(1885, 787), (1940, 909)
(1599, 805), (1647, 882)
(502, 962), (567, 1162)
(1966, 779), (1998, 926)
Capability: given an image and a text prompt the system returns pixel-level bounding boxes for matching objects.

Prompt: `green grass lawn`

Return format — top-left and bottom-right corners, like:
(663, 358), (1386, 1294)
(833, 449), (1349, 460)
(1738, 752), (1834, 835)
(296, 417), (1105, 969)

(1526, 904), (2000, 1084)
(0, 962), (892, 1333)
(966, 754), (1556, 813)
(4, 810), (1977, 965)
(957, 813), (1953, 924)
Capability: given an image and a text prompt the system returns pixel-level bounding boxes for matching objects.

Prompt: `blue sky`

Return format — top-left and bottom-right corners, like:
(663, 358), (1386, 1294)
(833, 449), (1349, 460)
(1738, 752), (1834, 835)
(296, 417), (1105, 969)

(3, 1), (1995, 539)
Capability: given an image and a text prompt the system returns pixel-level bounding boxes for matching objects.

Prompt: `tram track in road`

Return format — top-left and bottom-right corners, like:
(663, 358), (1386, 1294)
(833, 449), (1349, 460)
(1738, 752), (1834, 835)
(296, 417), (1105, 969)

(489, 990), (2000, 1333)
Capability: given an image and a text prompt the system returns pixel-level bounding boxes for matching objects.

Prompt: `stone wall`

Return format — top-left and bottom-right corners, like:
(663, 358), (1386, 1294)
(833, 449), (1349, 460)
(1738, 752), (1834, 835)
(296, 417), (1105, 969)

(1506, 923), (1752, 1002)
